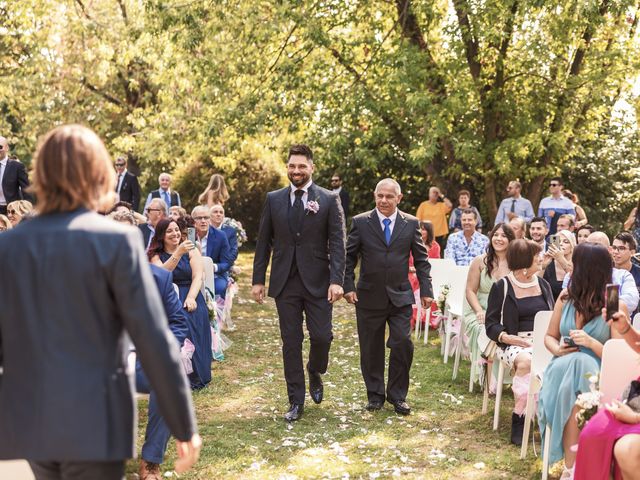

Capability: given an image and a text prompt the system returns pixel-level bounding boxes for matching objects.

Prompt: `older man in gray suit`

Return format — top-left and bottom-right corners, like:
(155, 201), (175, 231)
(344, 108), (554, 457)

(344, 178), (433, 415)
(0, 125), (200, 480)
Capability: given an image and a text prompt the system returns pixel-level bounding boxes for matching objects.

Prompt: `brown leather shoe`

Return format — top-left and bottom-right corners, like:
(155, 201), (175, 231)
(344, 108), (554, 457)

(139, 460), (162, 480)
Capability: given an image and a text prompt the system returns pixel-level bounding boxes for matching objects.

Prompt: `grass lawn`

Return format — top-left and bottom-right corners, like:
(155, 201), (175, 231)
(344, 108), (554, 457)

(129, 252), (550, 479)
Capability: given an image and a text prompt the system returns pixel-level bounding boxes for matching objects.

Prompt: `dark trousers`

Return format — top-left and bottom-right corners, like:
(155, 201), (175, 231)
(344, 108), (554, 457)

(274, 271), (333, 404)
(28, 461), (125, 480)
(435, 235), (447, 257)
(136, 362), (172, 465)
(356, 303), (414, 403)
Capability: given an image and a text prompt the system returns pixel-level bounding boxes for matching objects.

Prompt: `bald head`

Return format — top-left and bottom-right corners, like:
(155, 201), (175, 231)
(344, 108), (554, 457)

(586, 231), (611, 248)
(0, 137), (8, 160)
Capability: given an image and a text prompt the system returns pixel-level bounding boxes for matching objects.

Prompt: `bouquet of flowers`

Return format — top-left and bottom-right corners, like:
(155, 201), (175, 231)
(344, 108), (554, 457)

(575, 374), (601, 429)
(436, 284), (451, 313)
(222, 217), (248, 247)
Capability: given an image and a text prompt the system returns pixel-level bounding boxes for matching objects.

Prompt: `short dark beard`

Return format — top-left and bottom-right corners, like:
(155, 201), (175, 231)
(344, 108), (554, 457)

(288, 174), (310, 187)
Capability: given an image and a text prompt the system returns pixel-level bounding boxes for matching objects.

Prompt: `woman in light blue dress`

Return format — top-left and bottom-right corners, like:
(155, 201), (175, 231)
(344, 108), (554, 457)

(538, 243), (624, 479)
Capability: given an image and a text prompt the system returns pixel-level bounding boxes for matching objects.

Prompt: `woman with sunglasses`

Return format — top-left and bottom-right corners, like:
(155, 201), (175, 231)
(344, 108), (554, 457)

(6, 200), (33, 226)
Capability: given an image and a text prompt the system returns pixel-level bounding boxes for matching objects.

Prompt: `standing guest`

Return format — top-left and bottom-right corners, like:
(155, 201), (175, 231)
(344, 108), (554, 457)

(252, 144), (346, 422)
(494, 180), (535, 225)
(344, 178), (432, 415)
(485, 239), (554, 445)
(464, 223), (515, 385)
(444, 209), (489, 266)
(6, 199), (33, 226)
(210, 203), (238, 264)
(144, 173), (181, 211)
(543, 229), (575, 301)
(198, 173), (229, 207)
(563, 189), (588, 229)
(169, 205), (187, 221)
(449, 189), (482, 233)
(0, 214), (11, 232)
(556, 214), (575, 233)
(416, 186), (453, 254)
(538, 177), (576, 236)
(529, 216), (549, 253)
(0, 125), (200, 479)
(114, 156), (141, 212)
(140, 198), (167, 250)
(576, 224), (595, 245)
(624, 198), (640, 252)
(509, 216), (527, 239)
(538, 243), (623, 478)
(612, 231), (640, 313)
(149, 218), (212, 390)
(330, 173), (350, 221)
(192, 205), (233, 298)
(0, 136), (32, 215)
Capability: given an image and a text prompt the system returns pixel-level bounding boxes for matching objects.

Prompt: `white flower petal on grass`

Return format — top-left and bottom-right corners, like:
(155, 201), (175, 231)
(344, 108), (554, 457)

(474, 462), (486, 469)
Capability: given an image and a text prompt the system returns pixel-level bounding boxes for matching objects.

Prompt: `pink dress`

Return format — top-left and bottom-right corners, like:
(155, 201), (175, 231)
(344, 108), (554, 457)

(575, 409), (640, 479)
(409, 242), (440, 329)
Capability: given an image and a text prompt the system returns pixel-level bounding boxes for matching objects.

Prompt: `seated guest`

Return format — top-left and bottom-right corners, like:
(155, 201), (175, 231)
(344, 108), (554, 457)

(612, 231), (640, 313)
(444, 209), (489, 266)
(464, 223), (515, 385)
(149, 218), (212, 390)
(109, 210), (138, 226)
(576, 224), (595, 245)
(485, 239), (554, 445)
(6, 199), (33, 226)
(449, 189), (482, 233)
(169, 205), (187, 221)
(529, 216), (549, 253)
(538, 243), (623, 478)
(192, 205), (232, 298)
(210, 203), (238, 264)
(556, 214), (576, 233)
(199, 173), (229, 207)
(409, 220), (442, 328)
(109, 200), (146, 225)
(0, 214), (11, 232)
(509, 216), (527, 239)
(140, 198), (167, 249)
(543, 229), (575, 301)
(421, 221), (440, 259)
(574, 308), (640, 480)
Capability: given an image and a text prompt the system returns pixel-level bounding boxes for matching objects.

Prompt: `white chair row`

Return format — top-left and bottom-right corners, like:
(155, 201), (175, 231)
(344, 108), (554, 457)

(414, 258), (455, 344)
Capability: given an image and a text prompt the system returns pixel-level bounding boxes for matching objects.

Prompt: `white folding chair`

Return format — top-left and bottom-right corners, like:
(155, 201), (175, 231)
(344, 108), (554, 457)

(442, 265), (469, 372)
(599, 338), (640, 405)
(202, 256), (215, 297)
(520, 311), (553, 458)
(633, 313), (640, 331)
(414, 258), (455, 343)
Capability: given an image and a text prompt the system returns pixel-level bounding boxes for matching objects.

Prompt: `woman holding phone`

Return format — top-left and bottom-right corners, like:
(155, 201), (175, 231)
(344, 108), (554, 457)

(543, 229), (576, 301)
(538, 243), (624, 479)
(149, 218), (212, 390)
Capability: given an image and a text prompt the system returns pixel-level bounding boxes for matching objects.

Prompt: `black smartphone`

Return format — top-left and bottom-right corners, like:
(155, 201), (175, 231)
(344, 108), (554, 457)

(187, 227), (196, 244)
(562, 336), (577, 348)
(606, 283), (620, 321)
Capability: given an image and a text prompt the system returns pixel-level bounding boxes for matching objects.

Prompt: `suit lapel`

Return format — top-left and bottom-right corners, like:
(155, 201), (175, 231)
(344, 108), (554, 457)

(366, 210), (388, 247)
(301, 184), (317, 231)
(389, 211), (408, 246)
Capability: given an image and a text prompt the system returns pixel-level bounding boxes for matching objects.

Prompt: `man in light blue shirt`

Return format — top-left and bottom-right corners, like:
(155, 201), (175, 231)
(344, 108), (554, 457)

(444, 209), (489, 266)
(494, 181), (535, 225)
(537, 177), (575, 235)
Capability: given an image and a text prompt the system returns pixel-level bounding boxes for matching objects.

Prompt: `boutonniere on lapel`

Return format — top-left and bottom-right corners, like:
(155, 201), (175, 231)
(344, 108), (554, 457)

(306, 200), (320, 215)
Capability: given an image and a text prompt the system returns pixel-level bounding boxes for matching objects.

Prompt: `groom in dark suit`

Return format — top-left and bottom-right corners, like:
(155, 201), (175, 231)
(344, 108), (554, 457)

(344, 178), (433, 415)
(252, 144), (346, 422)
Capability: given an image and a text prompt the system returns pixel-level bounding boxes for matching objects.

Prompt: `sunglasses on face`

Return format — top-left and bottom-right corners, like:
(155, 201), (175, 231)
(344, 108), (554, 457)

(549, 183), (560, 187)
(146, 208), (162, 213)
(115, 163), (125, 167)
(7, 209), (17, 215)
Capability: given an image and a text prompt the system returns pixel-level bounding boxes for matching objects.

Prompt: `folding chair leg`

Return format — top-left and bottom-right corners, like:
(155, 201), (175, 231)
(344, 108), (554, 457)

(469, 349), (477, 393)
(493, 360), (505, 431)
(542, 425), (551, 480)
(423, 307), (431, 345)
(482, 363), (490, 415)
(443, 312), (452, 363)
(520, 390), (535, 458)
(452, 316), (463, 380)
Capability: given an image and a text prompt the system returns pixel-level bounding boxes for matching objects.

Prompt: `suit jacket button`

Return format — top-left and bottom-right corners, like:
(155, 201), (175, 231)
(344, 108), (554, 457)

(296, 233), (300, 237)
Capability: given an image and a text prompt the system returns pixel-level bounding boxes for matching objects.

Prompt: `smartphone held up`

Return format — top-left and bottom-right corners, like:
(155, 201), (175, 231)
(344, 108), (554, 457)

(605, 283), (620, 321)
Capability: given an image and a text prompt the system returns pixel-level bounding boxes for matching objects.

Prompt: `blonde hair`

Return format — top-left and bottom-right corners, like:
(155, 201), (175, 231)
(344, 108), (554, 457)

(198, 173), (229, 205)
(558, 228), (577, 249)
(7, 200), (33, 217)
(32, 125), (116, 214)
(0, 214), (12, 230)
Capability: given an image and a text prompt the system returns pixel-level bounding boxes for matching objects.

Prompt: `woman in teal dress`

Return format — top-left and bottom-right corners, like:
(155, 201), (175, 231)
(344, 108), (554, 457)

(464, 223), (514, 386)
(538, 243), (624, 479)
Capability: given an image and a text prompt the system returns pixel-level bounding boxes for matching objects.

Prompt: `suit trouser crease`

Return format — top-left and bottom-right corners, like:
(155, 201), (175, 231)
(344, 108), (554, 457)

(275, 272), (333, 404)
(28, 461), (125, 480)
(356, 303), (414, 403)
(136, 362), (172, 464)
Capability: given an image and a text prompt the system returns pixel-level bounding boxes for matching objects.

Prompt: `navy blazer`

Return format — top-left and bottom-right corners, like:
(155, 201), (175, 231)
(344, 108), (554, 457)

(150, 264), (189, 346)
(117, 171), (141, 212)
(221, 225), (238, 264)
(0, 210), (196, 461)
(205, 226), (233, 275)
(1, 159), (32, 204)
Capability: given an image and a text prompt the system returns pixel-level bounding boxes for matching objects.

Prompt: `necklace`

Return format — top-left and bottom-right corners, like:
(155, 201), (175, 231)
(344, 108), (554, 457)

(508, 272), (538, 289)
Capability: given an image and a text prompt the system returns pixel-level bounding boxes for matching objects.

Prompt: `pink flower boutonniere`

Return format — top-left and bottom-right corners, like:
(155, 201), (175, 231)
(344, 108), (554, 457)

(306, 200), (320, 215)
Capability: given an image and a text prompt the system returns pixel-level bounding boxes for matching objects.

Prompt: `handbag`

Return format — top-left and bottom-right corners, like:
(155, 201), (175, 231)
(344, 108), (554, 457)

(479, 278), (508, 359)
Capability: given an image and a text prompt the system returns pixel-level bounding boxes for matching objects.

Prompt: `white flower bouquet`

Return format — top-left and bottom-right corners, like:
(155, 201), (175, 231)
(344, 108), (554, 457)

(575, 374), (601, 429)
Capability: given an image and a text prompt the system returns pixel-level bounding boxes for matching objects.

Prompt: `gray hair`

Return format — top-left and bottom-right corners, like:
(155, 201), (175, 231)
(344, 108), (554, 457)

(191, 205), (209, 217)
(375, 178), (402, 195)
(148, 198), (168, 215)
(158, 172), (172, 182)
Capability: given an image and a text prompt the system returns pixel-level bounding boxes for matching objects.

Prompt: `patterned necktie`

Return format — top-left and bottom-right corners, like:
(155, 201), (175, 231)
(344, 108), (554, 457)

(383, 218), (391, 245)
(163, 190), (170, 207)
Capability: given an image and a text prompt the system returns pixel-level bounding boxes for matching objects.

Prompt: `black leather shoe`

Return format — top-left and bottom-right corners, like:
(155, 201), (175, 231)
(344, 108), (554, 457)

(511, 412), (525, 446)
(284, 404), (304, 422)
(390, 400), (411, 415)
(366, 400), (383, 411)
(308, 368), (324, 404)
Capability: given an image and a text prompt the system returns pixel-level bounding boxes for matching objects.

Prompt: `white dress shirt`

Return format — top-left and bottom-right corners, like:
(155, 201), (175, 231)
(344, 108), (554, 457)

(116, 169), (127, 195)
(289, 180), (312, 208)
(375, 208), (398, 236)
(0, 158), (7, 205)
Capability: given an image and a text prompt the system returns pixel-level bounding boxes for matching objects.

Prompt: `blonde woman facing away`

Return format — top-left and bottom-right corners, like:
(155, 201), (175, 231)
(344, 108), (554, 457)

(199, 173), (229, 207)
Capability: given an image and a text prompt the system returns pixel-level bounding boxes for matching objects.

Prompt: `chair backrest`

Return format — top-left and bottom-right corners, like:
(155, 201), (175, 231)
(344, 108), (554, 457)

(633, 313), (640, 330)
(428, 258), (456, 299)
(599, 339), (640, 405)
(202, 256), (215, 296)
(531, 311), (553, 378)
(446, 265), (470, 316)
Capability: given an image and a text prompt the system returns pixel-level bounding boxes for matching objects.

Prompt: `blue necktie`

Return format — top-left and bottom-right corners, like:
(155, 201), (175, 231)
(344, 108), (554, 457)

(163, 190), (170, 206)
(383, 218), (391, 245)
